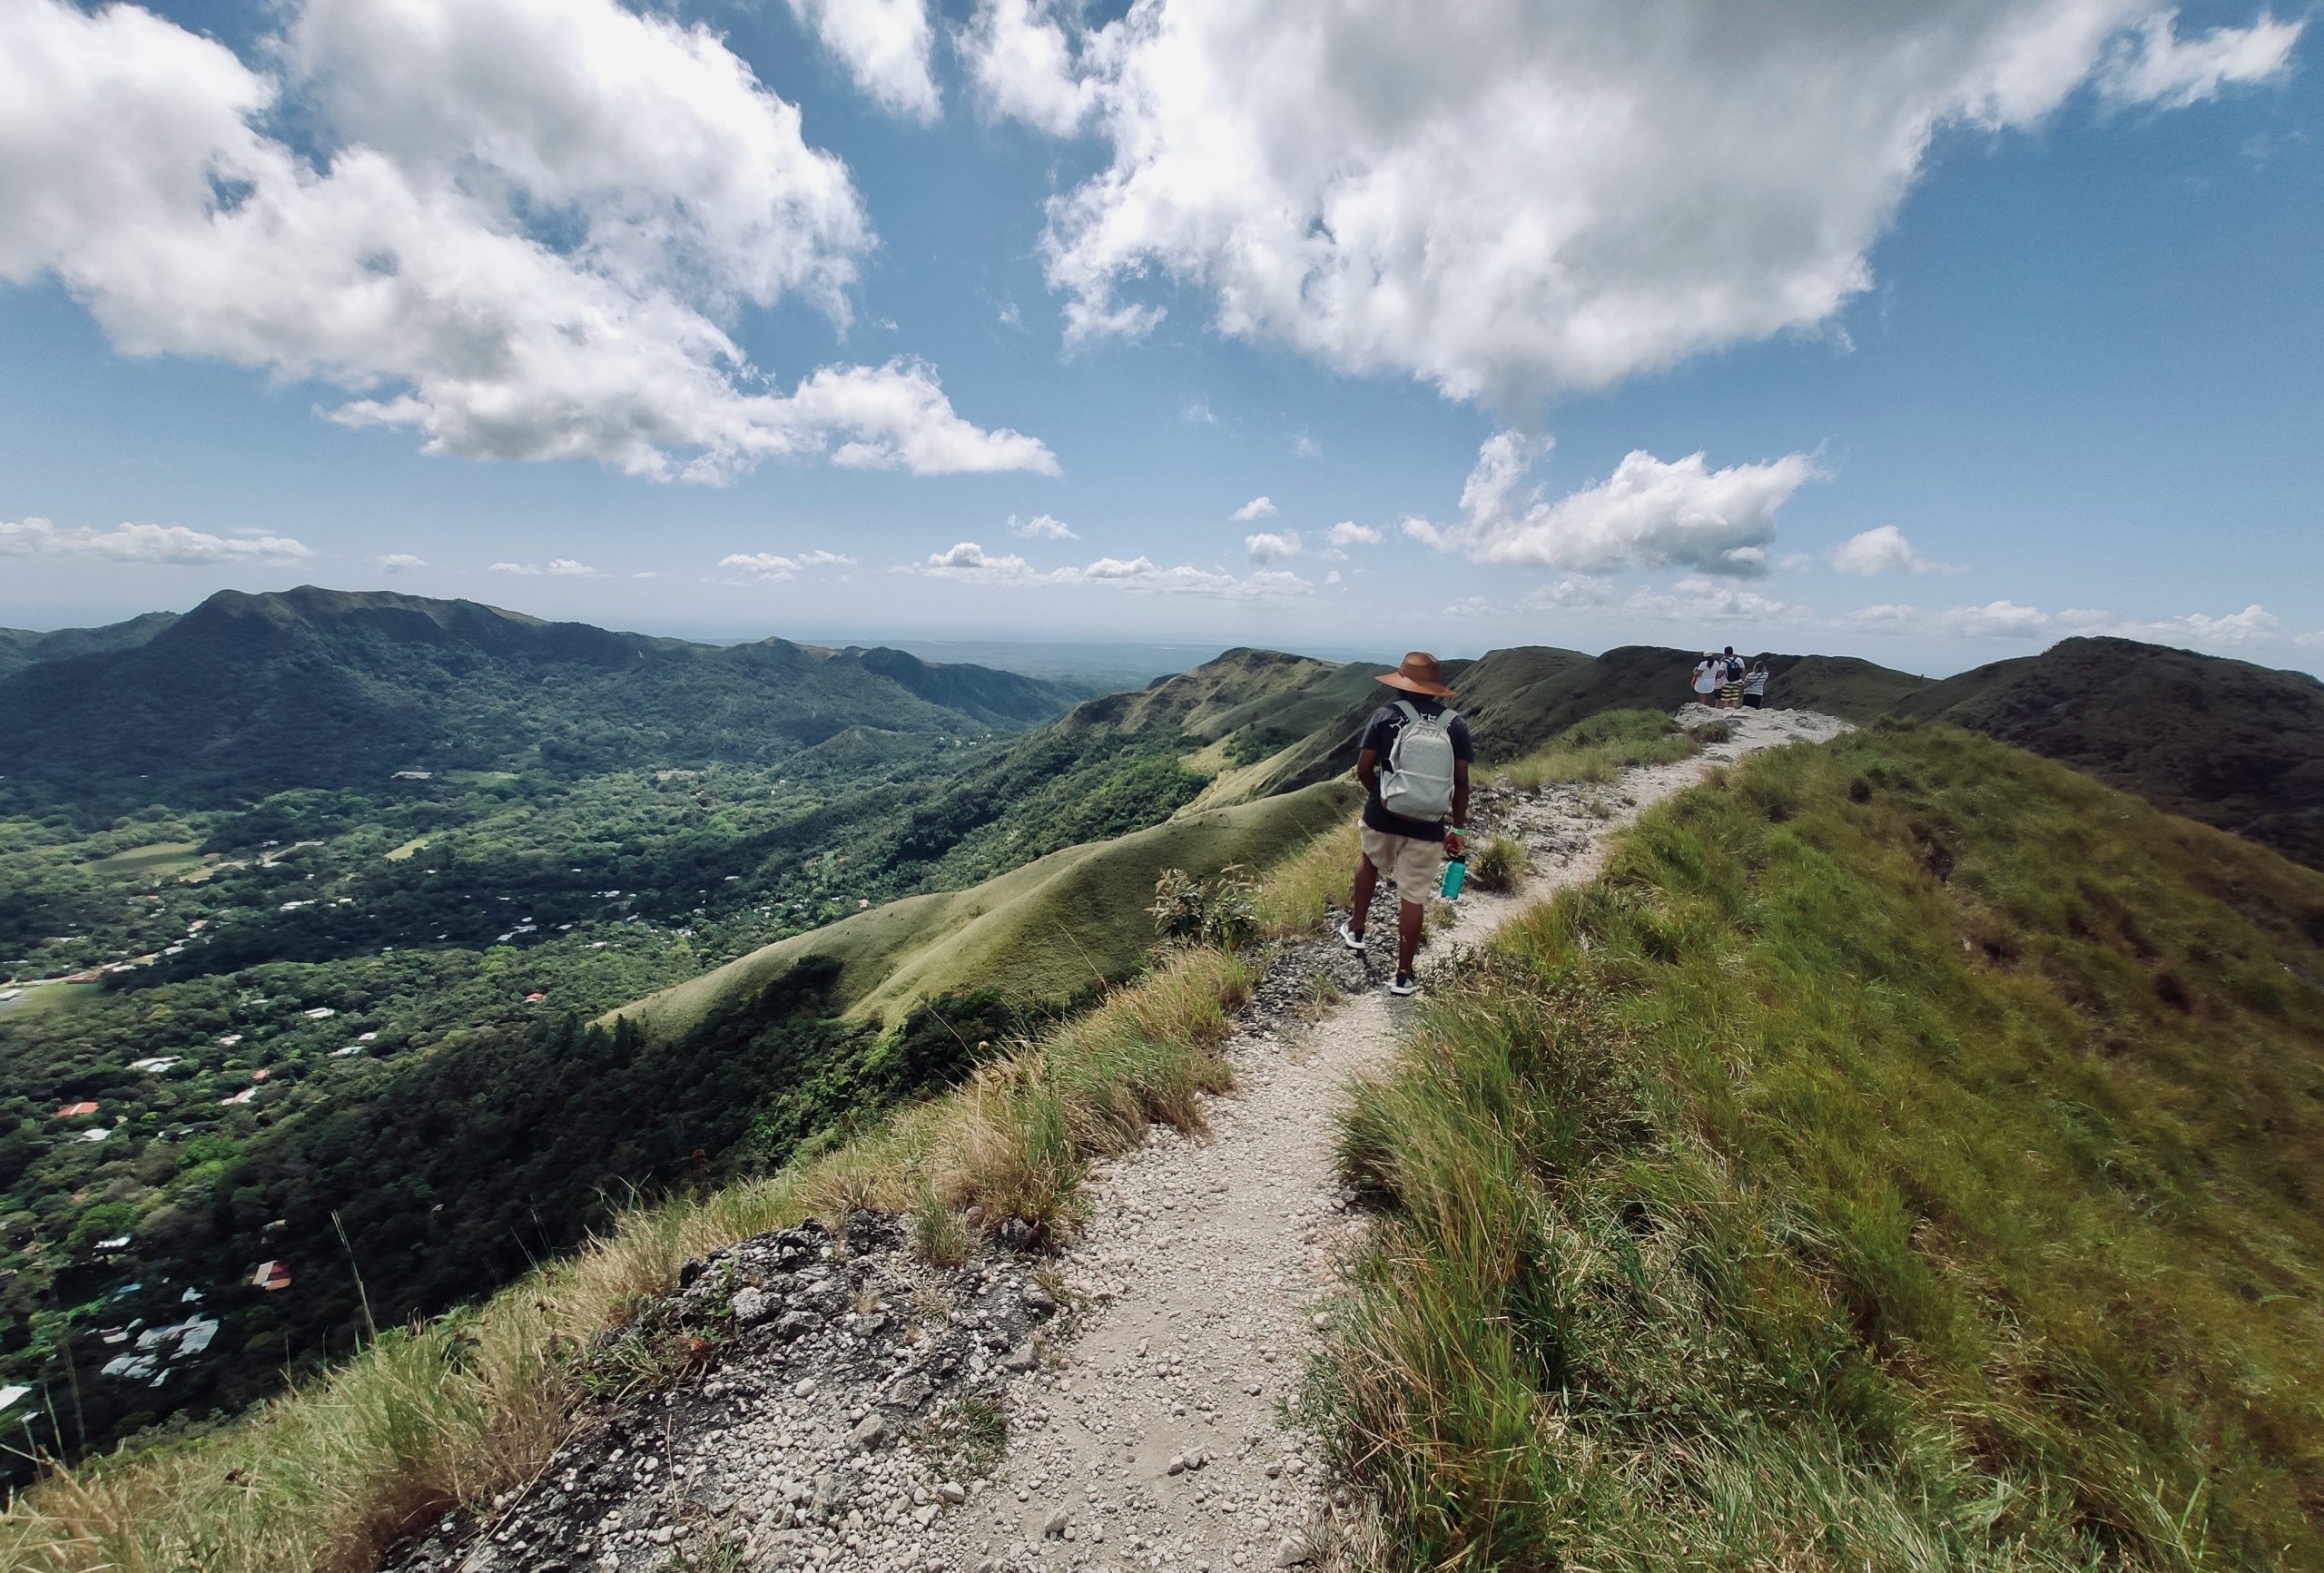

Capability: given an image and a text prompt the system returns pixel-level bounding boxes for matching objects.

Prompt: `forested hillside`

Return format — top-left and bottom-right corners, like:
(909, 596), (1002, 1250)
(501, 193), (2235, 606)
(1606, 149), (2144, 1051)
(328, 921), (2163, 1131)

(0, 587), (1078, 812)
(0, 611), (179, 679)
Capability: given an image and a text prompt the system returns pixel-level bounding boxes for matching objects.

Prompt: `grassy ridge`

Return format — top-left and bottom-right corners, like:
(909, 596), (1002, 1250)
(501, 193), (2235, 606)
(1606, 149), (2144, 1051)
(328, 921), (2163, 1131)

(1324, 724), (2324, 1569)
(607, 780), (1358, 1039)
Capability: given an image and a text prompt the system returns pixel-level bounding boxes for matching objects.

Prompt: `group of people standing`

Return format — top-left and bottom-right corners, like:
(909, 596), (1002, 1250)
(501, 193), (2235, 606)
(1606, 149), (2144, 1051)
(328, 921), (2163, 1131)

(1690, 647), (1771, 710)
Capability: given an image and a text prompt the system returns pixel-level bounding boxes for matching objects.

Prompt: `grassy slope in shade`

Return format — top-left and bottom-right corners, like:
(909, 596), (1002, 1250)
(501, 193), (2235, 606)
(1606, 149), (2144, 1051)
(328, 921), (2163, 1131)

(1329, 724), (2324, 1569)
(1892, 635), (2324, 869)
(609, 779), (1361, 1038)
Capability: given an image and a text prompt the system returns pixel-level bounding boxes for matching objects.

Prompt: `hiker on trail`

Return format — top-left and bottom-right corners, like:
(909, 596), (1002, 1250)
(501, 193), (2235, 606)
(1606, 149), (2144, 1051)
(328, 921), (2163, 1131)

(1718, 645), (1746, 709)
(1742, 657), (1771, 709)
(1690, 650), (1724, 704)
(1338, 651), (1472, 998)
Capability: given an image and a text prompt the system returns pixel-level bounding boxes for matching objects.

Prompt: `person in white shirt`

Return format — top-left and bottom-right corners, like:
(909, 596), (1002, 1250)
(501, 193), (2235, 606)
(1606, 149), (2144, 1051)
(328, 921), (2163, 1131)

(1742, 658), (1771, 709)
(1690, 652), (1722, 703)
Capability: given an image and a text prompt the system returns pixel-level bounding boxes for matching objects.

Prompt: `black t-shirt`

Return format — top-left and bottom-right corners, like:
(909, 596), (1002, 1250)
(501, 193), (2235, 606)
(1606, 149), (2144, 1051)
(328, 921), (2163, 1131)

(1358, 698), (1475, 838)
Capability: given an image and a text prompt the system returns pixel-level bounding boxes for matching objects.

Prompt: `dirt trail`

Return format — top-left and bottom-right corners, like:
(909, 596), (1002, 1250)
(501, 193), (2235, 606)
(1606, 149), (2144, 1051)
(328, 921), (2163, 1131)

(382, 707), (1847, 1573)
(910, 705), (1849, 1573)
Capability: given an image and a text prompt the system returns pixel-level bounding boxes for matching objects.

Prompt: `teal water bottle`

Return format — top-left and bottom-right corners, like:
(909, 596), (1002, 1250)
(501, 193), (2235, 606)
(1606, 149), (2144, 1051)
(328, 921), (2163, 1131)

(1441, 855), (1466, 900)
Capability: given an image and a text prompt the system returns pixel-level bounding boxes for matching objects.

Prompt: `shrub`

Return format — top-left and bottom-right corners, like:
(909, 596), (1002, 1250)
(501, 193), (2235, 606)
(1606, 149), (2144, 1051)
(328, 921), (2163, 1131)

(1465, 834), (1529, 893)
(1148, 865), (1260, 950)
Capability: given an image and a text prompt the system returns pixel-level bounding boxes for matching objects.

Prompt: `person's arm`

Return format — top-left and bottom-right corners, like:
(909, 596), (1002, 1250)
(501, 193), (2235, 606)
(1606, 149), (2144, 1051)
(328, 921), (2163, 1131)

(1356, 747), (1380, 797)
(1446, 759), (1471, 855)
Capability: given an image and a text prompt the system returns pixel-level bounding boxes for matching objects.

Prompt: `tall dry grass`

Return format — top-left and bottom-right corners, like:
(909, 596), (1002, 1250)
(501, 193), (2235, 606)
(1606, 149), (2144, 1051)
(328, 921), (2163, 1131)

(1312, 726), (2324, 1569)
(3, 1168), (806, 1573)
(1252, 820), (1359, 937)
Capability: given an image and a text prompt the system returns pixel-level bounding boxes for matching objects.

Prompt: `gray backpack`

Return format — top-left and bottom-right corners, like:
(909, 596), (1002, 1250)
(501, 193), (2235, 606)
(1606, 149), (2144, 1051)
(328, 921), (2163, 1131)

(1379, 701), (1459, 821)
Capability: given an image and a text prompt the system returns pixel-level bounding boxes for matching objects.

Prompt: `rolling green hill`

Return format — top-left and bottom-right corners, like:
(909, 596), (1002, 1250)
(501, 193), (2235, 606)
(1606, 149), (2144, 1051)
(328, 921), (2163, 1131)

(609, 778), (1361, 1039)
(1891, 635), (2324, 869)
(0, 587), (1078, 811)
(597, 641), (1933, 1035)
(1331, 722), (2324, 1568)
(0, 610), (179, 679)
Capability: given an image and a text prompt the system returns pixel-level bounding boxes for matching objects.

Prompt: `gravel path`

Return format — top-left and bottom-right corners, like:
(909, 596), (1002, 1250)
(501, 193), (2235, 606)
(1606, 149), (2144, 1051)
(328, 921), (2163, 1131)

(911, 705), (1850, 1573)
(378, 707), (1849, 1573)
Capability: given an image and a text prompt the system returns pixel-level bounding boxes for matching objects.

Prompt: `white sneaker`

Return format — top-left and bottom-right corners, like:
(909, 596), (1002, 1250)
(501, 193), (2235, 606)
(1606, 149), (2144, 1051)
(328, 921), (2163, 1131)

(1388, 973), (1418, 997)
(1336, 919), (1365, 951)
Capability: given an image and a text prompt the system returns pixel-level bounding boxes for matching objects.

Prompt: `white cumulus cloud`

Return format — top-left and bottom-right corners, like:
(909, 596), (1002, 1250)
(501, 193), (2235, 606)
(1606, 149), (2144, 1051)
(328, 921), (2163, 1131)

(1324, 521), (1382, 549)
(979, 0), (2302, 407)
(1407, 433), (1819, 577)
(1625, 576), (1802, 625)
(718, 549), (855, 583)
(1829, 526), (1966, 576)
(0, 516), (313, 565)
(0, 0), (1051, 483)
(1231, 496), (1276, 522)
(1244, 530), (1301, 565)
(374, 553), (427, 572)
(784, 0), (940, 121)
(1521, 575), (1619, 612)
(901, 541), (1311, 599)
(2097, 10), (2302, 109)
(1844, 599), (2291, 648)
(960, 0), (1096, 134)
(1009, 513), (1079, 540)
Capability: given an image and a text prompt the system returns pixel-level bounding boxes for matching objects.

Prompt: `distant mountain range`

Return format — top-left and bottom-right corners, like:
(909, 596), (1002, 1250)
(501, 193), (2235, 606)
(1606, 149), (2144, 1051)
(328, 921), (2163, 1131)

(5, 588), (2319, 868)
(0, 587), (1079, 809)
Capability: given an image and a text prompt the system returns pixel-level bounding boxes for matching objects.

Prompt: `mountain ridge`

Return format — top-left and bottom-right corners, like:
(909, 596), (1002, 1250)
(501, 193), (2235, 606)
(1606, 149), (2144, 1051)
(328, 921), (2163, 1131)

(1894, 634), (2324, 868)
(0, 586), (1080, 811)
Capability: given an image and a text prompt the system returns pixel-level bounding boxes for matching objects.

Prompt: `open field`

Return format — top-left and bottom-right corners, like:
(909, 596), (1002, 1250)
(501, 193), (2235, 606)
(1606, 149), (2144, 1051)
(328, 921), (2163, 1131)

(80, 841), (207, 880)
(0, 983), (103, 1019)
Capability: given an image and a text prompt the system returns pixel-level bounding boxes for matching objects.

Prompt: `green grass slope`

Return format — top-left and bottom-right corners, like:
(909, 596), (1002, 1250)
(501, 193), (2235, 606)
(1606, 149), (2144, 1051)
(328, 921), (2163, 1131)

(1329, 723), (2324, 1569)
(609, 779), (1361, 1039)
(1891, 635), (2324, 870)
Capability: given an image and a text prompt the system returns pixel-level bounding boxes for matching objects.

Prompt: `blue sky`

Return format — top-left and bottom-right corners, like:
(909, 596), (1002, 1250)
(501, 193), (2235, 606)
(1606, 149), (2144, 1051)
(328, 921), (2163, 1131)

(1, 0), (2318, 679)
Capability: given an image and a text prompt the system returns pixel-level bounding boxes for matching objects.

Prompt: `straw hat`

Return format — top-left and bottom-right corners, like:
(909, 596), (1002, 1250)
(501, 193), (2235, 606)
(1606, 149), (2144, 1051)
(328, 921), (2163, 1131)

(1376, 651), (1455, 698)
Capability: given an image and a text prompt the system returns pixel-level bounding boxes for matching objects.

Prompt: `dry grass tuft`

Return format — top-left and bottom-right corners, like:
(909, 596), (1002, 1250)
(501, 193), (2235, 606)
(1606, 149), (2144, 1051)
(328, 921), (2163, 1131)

(1464, 834), (1529, 893)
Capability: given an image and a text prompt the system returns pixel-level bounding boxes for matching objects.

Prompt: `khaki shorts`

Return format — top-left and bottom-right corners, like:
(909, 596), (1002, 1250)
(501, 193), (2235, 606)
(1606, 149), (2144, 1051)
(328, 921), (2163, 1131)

(1361, 823), (1443, 900)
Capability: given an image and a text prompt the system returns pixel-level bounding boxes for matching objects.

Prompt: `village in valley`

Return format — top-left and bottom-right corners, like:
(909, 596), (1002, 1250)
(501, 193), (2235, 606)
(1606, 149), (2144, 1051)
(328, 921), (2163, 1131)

(0, 750), (956, 1461)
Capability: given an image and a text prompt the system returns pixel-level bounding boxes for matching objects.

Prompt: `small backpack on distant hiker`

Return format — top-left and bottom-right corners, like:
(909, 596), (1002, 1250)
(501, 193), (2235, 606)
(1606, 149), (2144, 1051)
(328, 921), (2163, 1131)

(1378, 700), (1461, 821)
